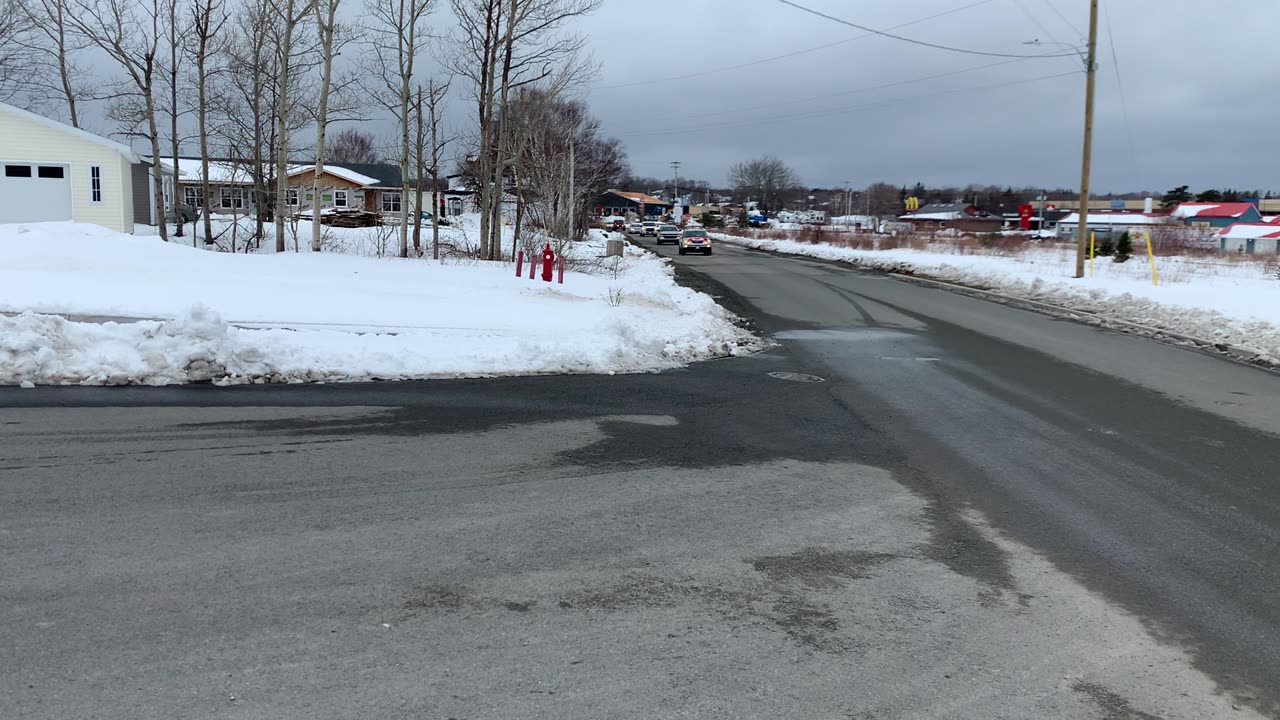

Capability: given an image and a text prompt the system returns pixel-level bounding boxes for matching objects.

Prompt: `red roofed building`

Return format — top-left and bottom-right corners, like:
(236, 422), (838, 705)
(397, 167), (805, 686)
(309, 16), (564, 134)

(1218, 223), (1280, 254)
(1172, 202), (1262, 228)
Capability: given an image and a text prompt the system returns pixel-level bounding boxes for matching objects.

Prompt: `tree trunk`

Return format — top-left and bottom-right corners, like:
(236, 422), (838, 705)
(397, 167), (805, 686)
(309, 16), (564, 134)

(54, 2), (78, 128)
(412, 86), (425, 256)
(198, 48), (212, 245)
(169, 0), (184, 239)
(274, 13), (294, 254)
(311, 0), (336, 253)
(430, 85), (440, 261)
(145, 82), (169, 242)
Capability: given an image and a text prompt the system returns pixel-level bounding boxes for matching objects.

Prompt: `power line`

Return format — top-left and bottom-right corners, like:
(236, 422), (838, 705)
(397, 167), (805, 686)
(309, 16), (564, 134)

(653, 56), (1031, 123)
(774, 0), (1081, 58)
(1012, 0), (1064, 46)
(1041, 0), (1084, 39)
(595, 0), (1000, 91)
(619, 70), (1082, 138)
(1102, 0), (1138, 169)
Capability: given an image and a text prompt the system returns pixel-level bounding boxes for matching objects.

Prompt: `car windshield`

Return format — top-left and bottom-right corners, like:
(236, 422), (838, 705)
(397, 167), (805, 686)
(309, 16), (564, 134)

(661, 225), (677, 231)
(682, 230), (705, 237)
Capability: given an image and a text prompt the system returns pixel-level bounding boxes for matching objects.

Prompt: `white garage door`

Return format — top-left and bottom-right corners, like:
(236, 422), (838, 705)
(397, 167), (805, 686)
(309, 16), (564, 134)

(0, 162), (73, 224)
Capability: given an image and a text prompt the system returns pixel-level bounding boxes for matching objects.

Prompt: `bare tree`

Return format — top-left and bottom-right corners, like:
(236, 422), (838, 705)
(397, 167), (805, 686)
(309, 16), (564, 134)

(328, 127), (381, 163)
(271, 0), (319, 252)
(727, 155), (799, 214)
(188, 0), (229, 245)
(447, 0), (601, 259)
(411, 76), (451, 258)
(68, 0), (170, 241)
(366, 0), (437, 258)
(513, 87), (625, 256)
(310, 0), (360, 252)
(9, 0), (95, 125)
(163, 0), (191, 238)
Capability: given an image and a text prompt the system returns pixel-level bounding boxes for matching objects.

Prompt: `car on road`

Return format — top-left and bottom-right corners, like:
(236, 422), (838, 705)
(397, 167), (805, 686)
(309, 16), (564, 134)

(656, 224), (681, 244)
(641, 220), (660, 236)
(611, 218), (626, 231)
(627, 220), (643, 234)
(678, 228), (712, 255)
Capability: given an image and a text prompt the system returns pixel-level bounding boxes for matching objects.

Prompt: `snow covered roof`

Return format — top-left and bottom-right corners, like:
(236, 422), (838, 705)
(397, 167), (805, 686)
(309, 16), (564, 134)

(285, 165), (381, 186)
(1218, 223), (1280, 239)
(1261, 215), (1280, 224)
(1058, 212), (1171, 226)
(157, 157), (306, 184)
(900, 211), (965, 220)
(0, 101), (141, 162)
(609, 189), (670, 206)
(1172, 202), (1256, 219)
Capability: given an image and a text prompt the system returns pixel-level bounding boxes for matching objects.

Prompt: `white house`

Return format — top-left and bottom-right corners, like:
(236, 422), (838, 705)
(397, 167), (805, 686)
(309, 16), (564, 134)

(0, 102), (172, 234)
(1056, 212), (1172, 240)
(1218, 223), (1280, 254)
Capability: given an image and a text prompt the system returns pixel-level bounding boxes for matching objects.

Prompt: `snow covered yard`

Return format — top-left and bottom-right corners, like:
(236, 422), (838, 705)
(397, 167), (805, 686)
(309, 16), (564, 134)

(712, 230), (1280, 367)
(0, 222), (758, 386)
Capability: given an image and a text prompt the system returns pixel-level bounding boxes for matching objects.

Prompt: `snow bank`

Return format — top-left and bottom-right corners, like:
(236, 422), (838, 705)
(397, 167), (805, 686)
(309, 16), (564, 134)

(0, 223), (758, 385)
(713, 232), (1280, 366)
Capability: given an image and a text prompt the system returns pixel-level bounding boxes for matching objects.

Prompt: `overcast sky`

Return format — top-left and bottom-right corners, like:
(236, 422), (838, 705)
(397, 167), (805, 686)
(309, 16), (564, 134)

(556, 0), (1279, 193)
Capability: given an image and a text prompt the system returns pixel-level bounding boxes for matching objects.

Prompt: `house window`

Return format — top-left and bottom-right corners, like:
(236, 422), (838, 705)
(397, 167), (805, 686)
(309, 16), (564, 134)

(90, 166), (102, 203)
(381, 191), (402, 213)
(37, 166), (64, 179)
(184, 186), (200, 208)
(287, 188), (300, 206)
(334, 190), (348, 208)
(220, 187), (244, 210)
(448, 197), (462, 216)
(5, 165), (32, 177)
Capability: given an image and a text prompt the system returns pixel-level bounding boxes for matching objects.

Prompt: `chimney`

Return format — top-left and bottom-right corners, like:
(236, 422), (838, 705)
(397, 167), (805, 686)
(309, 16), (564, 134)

(1144, 197), (1154, 213)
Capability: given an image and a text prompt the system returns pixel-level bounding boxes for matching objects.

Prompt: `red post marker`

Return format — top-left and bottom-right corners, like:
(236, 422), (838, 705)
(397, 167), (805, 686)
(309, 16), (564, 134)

(557, 255), (565, 284)
(541, 243), (554, 282)
(515, 250), (524, 277)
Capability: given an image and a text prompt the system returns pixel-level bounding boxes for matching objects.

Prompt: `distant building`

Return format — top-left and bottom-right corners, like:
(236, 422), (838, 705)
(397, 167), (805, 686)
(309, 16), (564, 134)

(898, 202), (1002, 233)
(596, 189), (672, 218)
(1172, 202), (1261, 228)
(1218, 223), (1280, 254)
(1056, 212), (1173, 241)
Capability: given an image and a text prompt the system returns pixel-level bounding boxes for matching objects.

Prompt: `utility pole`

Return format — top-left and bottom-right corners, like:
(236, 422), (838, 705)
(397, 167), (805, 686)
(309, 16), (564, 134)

(671, 160), (681, 223)
(1074, 0), (1100, 278)
(567, 135), (575, 240)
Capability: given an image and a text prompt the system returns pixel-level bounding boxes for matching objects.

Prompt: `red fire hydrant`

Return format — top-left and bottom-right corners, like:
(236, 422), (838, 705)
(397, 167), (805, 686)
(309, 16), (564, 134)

(541, 243), (555, 282)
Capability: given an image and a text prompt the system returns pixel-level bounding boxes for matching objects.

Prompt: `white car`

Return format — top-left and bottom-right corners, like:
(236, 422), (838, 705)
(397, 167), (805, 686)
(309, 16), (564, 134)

(627, 220), (643, 234)
(641, 220), (660, 236)
(656, 224), (681, 244)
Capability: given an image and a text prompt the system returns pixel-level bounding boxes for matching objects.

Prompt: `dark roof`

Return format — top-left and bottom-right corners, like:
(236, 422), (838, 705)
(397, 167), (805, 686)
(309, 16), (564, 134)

(333, 162), (411, 187)
(916, 202), (973, 213)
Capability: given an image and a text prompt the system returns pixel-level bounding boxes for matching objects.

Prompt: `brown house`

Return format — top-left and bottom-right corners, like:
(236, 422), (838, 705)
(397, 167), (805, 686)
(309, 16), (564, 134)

(898, 202), (1003, 233)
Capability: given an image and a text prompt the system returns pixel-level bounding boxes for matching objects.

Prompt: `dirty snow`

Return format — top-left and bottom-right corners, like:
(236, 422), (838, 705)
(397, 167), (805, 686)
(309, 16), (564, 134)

(712, 231), (1280, 366)
(0, 222), (758, 386)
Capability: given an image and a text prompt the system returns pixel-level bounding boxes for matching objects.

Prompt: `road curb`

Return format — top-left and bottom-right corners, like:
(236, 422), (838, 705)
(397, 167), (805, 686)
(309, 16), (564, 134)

(887, 271), (1275, 370)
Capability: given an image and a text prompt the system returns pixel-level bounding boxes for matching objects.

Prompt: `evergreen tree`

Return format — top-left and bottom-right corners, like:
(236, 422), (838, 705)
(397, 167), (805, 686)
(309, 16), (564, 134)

(1195, 189), (1223, 202)
(1114, 231), (1134, 263)
(1095, 236), (1115, 257)
(1221, 188), (1241, 202)
(1161, 185), (1192, 207)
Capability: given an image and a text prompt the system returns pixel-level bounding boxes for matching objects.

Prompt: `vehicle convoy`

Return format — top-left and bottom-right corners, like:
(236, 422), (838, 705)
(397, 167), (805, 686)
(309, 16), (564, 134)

(677, 228), (712, 255)
(656, 224), (681, 244)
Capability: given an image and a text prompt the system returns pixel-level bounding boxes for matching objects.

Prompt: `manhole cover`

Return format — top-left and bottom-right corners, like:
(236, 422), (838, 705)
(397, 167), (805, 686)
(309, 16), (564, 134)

(768, 371), (826, 383)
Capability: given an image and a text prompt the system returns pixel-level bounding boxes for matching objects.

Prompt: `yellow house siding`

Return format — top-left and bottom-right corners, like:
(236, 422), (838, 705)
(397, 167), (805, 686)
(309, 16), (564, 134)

(0, 107), (136, 234)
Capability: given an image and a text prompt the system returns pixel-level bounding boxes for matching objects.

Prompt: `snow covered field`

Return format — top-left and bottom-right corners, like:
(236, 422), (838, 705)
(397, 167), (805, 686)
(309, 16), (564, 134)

(712, 230), (1280, 367)
(0, 221), (758, 386)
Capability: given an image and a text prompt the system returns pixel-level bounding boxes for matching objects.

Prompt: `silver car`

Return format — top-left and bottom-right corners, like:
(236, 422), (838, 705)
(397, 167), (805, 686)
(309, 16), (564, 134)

(656, 224), (681, 244)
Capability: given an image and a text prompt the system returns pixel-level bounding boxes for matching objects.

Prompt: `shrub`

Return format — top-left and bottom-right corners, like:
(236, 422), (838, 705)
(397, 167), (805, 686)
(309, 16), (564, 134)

(1095, 236), (1115, 257)
(1114, 231), (1133, 263)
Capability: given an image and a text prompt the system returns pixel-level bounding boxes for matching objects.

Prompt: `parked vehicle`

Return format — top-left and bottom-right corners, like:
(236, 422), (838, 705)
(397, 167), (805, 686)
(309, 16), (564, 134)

(656, 224), (681, 244)
(678, 228), (712, 255)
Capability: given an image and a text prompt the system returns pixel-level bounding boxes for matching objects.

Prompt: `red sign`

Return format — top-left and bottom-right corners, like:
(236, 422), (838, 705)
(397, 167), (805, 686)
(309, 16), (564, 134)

(1018, 204), (1034, 230)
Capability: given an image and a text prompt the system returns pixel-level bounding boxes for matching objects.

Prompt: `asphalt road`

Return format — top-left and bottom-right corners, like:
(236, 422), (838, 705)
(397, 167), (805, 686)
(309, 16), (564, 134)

(3, 235), (1279, 719)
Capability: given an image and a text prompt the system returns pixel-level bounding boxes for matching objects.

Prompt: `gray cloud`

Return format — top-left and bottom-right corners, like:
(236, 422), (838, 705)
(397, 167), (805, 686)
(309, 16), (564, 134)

(577, 0), (1280, 193)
